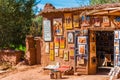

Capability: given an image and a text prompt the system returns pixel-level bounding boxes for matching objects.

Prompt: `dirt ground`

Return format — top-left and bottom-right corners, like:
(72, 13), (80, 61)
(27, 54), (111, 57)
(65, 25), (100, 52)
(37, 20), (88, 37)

(0, 65), (116, 80)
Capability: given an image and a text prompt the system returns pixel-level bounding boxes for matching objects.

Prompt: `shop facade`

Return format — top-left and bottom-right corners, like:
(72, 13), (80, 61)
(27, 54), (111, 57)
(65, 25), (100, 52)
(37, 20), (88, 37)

(40, 3), (120, 75)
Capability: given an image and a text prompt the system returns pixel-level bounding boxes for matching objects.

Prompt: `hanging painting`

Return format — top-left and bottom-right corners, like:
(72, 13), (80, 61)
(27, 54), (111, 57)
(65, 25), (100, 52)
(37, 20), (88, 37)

(69, 47), (74, 59)
(64, 50), (69, 61)
(45, 43), (49, 53)
(59, 49), (64, 58)
(114, 17), (120, 28)
(50, 49), (54, 61)
(103, 16), (110, 27)
(43, 20), (52, 41)
(81, 16), (90, 27)
(54, 37), (60, 48)
(114, 31), (119, 39)
(93, 17), (101, 27)
(55, 48), (59, 57)
(73, 15), (79, 28)
(78, 45), (85, 55)
(50, 42), (54, 50)
(60, 36), (65, 49)
(115, 47), (119, 55)
(77, 57), (84, 65)
(53, 18), (63, 36)
(64, 13), (72, 29)
(67, 32), (74, 43)
(114, 40), (119, 47)
(77, 36), (87, 44)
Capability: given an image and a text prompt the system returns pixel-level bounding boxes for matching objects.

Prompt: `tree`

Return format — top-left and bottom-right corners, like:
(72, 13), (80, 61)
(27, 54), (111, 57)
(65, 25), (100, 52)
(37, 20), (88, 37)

(0, 0), (35, 49)
(90, 0), (120, 5)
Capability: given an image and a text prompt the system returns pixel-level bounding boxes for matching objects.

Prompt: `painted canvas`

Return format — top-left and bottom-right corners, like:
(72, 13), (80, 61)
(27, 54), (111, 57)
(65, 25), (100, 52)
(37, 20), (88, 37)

(73, 15), (79, 28)
(50, 49), (54, 61)
(81, 16), (90, 27)
(64, 51), (69, 61)
(115, 47), (119, 55)
(59, 49), (64, 58)
(45, 43), (49, 53)
(114, 40), (119, 47)
(64, 13), (72, 29)
(93, 17), (101, 27)
(78, 45), (85, 54)
(55, 48), (59, 57)
(114, 31), (119, 39)
(103, 16), (110, 27)
(54, 37), (60, 48)
(78, 36), (87, 44)
(67, 32), (74, 43)
(53, 18), (63, 36)
(60, 37), (65, 49)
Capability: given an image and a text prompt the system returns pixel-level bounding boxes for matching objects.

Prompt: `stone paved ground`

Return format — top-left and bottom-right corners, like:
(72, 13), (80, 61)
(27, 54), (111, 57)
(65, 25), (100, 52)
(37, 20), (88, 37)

(0, 65), (116, 80)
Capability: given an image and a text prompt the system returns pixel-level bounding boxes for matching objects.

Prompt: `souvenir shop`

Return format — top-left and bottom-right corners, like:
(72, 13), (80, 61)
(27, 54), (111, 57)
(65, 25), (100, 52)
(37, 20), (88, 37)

(40, 3), (120, 75)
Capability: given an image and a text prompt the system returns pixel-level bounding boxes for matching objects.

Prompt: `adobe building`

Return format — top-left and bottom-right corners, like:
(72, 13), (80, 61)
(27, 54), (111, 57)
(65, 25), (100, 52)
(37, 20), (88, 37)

(39, 3), (120, 75)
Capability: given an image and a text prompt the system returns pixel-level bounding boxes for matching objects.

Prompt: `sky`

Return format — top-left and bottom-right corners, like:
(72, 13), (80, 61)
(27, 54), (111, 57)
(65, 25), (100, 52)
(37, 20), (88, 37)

(34, 0), (90, 14)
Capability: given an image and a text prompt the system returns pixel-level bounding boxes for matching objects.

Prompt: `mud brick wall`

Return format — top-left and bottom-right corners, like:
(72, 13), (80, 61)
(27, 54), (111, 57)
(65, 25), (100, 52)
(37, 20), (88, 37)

(25, 35), (36, 65)
(0, 50), (23, 65)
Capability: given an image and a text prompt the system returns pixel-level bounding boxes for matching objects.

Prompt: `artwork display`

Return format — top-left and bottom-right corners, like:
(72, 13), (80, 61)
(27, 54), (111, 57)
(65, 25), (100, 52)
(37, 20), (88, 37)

(114, 17), (120, 28)
(43, 20), (52, 41)
(54, 37), (60, 48)
(59, 49), (64, 58)
(45, 43), (49, 53)
(77, 57), (84, 65)
(114, 40), (119, 47)
(115, 47), (119, 55)
(64, 51), (69, 61)
(78, 45), (85, 54)
(103, 16), (110, 27)
(55, 48), (59, 57)
(93, 17), (101, 27)
(60, 37), (65, 49)
(81, 16), (90, 27)
(53, 18), (63, 36)
(114, 31), (119, 39)
(64, 13), (72, 29)
(69, 47), (74, 59)
(50, 42), (54, 50)
(73, 15), (79, 28)
(78, 36), (87, 44)
(67, 32), (74, 43)
(50, 50), (54, 61)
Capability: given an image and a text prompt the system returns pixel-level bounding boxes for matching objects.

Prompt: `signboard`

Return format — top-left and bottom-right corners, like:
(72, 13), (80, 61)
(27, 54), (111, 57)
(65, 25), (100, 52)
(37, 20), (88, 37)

(43, 20), (52, 41)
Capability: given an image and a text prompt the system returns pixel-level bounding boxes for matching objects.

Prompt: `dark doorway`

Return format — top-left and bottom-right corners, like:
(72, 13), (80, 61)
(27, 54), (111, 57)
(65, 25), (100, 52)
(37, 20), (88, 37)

(96, 31), (114, 73)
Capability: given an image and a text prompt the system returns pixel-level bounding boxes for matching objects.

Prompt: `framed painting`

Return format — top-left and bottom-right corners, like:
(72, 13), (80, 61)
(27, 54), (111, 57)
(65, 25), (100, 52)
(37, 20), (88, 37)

(114, 47), (119, 55)
(64, 13), (72, 29)
(50, 49), (54, 61)
(55, 48), (59, 57)
(73, 15), (79, 28)
(77, 36), (87, 44)
(77, 57), (84, 65)
(114, 31), (119, 39)
(60, 36), (65, 49)
(81, 16), (90, 27)
(59, 49), (64, 58)
(93, 17), (101, 27)
(103, 16), (110, 27)
(64, 50), (69, 61)
(114, 17), (120, 28)
(69, 48), (74, 59)
(78, 45), (85, 55)
(45, 43), (49, 53)
(67, 32), (74, 43)
(114, 40), (119, 47)
(53, 18), (63, 36)
(50, 42), (54, 50)
(54, 37), (60, 48)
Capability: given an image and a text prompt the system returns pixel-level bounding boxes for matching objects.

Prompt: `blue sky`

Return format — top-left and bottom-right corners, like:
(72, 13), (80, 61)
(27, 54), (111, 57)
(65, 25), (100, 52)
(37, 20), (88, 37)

(34, 0), (90, 14)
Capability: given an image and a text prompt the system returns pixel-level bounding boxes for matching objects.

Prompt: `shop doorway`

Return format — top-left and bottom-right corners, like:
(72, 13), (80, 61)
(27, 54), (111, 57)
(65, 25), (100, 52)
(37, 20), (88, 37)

(96, 31), (114, 73)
